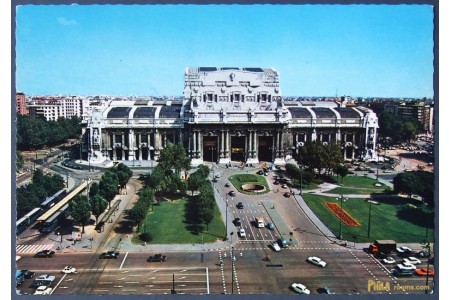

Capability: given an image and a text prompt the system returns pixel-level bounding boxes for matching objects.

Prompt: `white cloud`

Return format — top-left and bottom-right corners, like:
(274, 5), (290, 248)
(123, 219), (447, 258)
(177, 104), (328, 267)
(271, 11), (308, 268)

(57, 17), (78, 26)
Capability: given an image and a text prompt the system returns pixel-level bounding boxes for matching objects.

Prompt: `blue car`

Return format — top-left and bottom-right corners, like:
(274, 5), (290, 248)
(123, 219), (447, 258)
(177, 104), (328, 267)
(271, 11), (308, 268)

(267, 223), (275, 230)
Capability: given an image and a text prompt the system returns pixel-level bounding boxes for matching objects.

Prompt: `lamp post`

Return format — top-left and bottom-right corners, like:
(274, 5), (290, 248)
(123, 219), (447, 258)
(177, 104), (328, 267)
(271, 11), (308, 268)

(376, 154), (379, 181)
(300, 165), (303, 195)
(225, 195), (232, 240)
(367, 200), (372, 238)
(336, 194), (347, 240)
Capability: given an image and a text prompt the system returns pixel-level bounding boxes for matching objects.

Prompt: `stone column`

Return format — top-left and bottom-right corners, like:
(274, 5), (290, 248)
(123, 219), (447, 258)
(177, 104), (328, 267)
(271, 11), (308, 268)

(112, 134), (117, 160)
(336, 129), (341, 142)
(154, 130), (160, 161)
(311, 128), (317, 142)
(128, 129), (134, 161)
(193, 131), (197, 158)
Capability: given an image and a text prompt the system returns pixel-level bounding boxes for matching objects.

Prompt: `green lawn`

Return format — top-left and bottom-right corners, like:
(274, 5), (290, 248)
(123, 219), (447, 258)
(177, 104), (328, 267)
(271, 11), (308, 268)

(132, 198), (225, 244)
(302, 194), (434, 243)
(228, 174), (270, 195)
(326, 175), (388, 195)
(291, 178), (319, 191)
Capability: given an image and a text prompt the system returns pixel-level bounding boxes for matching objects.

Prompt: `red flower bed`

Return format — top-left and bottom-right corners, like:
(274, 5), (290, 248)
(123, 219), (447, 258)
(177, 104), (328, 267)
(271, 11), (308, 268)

(325, 202), (361, 227)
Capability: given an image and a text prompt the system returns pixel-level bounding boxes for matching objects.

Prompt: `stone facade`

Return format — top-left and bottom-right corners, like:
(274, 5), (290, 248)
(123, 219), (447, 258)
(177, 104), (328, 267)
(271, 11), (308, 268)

(82, 67), (379, 166)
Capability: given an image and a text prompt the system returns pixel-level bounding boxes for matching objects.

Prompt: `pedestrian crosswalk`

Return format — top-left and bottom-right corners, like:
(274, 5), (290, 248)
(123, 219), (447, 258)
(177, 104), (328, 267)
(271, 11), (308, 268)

(16, 244), (53, 254)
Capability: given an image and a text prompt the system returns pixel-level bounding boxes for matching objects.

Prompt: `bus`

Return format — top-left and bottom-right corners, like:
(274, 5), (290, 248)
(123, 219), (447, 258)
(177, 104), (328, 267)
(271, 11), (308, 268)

(16, 207), (43, 235)
(40, 189), (67, 211)
(40, 204), (69, 233)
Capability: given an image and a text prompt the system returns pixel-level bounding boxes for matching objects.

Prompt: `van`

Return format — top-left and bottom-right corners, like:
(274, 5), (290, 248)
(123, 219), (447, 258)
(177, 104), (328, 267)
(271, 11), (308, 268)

(256, 217), (265, 228)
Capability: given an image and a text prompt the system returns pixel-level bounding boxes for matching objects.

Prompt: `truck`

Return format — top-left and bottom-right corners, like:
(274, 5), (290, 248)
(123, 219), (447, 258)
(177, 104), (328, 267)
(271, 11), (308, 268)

(369, 240), (397, 254)
(256, 217), (265, 228)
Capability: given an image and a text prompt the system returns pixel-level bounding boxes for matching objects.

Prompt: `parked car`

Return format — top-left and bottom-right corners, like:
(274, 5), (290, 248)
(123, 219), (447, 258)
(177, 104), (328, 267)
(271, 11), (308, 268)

(99, 251), (119, 259)
(225, 183), (230, 187)
(271, 241), (281, 252)
(396, 246), (413, 253)
(283, 192), (291, 198)
(36, 275), (56, 282)
(317, 287), (334, 294)
(233, 218), (242, 226)
(20, 270), (35, 279)
(281, 184), (287, 188)
(33, 286), (52, 295)
(238, 228), (246, 237)
(396, 262), (417, 271)
(307, 256), (327, 267)
(382, 257), (396, 264)
(236, 202), (244, 209)
(416, 250), (431, 258)
(34, 250), (55, 258)
(61, 266), (77, 274)
(403, 257), (421, 265)
(415, 267), (435, 276)
(291, 283), (310, 294)
(147, 254), (167, 262)
(228, 191), (236, 196)
(256, 170), (263, 175)
(393, 268), (414, 277)
(266, 223), (275, 230)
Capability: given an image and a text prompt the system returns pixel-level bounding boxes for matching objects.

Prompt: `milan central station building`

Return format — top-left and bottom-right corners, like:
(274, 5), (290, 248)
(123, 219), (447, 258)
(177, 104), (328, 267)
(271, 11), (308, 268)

(83, 67), (379, 166)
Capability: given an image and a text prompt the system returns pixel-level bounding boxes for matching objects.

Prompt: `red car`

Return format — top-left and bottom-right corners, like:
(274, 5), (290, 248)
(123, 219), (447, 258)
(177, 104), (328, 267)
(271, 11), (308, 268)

(415, 267), (435, 276)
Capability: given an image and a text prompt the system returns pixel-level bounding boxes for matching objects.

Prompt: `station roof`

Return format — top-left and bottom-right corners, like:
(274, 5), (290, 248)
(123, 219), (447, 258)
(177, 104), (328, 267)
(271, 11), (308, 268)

(107, 107), (132, 118)
(133, 107), (157, 119)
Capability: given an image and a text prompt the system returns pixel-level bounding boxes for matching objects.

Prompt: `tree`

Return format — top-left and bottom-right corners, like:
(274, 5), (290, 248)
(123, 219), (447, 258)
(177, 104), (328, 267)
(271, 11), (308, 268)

(89, 182), (99, 197)
(90, 195), (108, 225)
(116, 163), (133, 189)
(128, 201), (148, 230)
(99, 170), (119, 208)
(393, 172), (420, 198)
(335, 164), (349, 183)
(69, 195), (91, 234)
(298, 141), (326, 176)
(145, 166), (165, 192)
(188, 173), (204, 195)
(323, 142), (344, 175)
(197, 182), (215, 231)
(157, 142), (191, 176)
(16, 151), (24, 171)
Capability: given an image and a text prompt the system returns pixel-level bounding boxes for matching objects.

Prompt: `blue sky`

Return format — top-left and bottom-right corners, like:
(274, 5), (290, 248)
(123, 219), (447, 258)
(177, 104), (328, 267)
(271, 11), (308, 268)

(15, 4), (434, 98)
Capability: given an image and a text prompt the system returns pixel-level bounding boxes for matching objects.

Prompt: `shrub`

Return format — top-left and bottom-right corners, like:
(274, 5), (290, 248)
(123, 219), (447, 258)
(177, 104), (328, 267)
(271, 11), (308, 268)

(236, 174), (258, 182)
(140, 232), (152, 242)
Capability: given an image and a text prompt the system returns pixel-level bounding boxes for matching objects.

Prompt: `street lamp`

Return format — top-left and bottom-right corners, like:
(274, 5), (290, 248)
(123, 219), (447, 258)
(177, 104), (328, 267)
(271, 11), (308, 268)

(367, 200), (372, 238)
(231, 245), (235, 294)
(336, 194), (347, 240)
(300, 165), (303, 195)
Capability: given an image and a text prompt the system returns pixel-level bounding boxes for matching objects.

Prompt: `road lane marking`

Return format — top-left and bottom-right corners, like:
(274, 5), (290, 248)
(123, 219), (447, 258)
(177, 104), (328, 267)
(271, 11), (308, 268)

(206, 267), (210, 294)
(50, 273), (67, 294)
(126, 281), (140, 284)
(119, 252), (129, 269)
(99, 282), (113, 284)
(129, 274), (142, 277)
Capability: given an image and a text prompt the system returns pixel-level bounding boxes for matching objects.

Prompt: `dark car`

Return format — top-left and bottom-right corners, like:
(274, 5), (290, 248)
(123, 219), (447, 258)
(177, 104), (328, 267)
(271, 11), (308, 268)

(225, 183), (230, 187)
(266, 223), (275, 230)
(236, 202), (244, 209)
(283, 192), (291, 198)
(147, 254), (167, 262)
(21, 270), (35, 279)
(233, 218), (242, 226)
(30, 280), (52, 288)
(34, 250), (55, 258)
(256, 170), (263, 175)
(317, 287), (333, 294)
(99, 251), (119, 259)
(228, 191), (236, 197)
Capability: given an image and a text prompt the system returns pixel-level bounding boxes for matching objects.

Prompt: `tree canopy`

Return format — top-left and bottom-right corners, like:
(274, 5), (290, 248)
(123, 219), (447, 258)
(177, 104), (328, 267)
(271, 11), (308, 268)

(69, 195), (91, 234)
(378, 112), (421, 144)
(297, 141), (343, 176)
(393, 171), (435, 206)
(17, 115), (82, 150)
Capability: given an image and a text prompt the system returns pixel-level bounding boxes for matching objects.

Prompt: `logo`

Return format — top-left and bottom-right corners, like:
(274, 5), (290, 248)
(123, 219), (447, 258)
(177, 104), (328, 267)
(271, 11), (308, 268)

(368, 280), (390, 292)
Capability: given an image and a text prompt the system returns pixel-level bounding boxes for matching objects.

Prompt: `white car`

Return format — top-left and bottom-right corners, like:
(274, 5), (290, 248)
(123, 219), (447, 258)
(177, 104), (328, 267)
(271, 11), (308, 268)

(396, 246), (413, 253)
(382, 257), (396, 264)
(403, 257), (421, 265)
(397, 262), (417, 271)
(62, 266), (77, 274)
(239, 228), (246, 237)
(34, 286), (52, 295)
(291, 283), (311, 294)
(271, 241), (281, 252)
(37, 274), (56, 282)
(307, 256), (327, 267)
